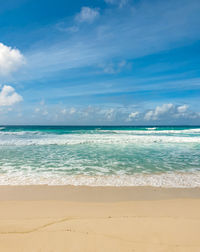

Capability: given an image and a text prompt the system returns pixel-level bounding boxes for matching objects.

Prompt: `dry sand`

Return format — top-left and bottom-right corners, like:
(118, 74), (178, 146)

(0, 186), (200, 252)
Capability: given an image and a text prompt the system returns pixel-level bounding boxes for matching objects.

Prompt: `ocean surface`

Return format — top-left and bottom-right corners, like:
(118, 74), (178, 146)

(0, 126), (200, 187)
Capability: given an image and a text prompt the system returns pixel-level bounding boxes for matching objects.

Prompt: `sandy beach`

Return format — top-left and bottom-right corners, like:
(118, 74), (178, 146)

(0, 186), (200, 252)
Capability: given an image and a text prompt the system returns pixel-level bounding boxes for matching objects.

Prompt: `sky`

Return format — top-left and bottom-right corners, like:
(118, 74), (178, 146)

(0, 0), (200, 125)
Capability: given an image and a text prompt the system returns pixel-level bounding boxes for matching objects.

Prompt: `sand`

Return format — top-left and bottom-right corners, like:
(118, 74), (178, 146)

(0, 186), (200, 252)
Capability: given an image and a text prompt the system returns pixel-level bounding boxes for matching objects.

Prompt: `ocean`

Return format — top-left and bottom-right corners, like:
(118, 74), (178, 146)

(0, 126), (200, 187)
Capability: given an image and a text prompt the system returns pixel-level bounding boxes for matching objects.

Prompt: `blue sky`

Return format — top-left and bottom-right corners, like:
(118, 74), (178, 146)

(0, 0), (200, 125)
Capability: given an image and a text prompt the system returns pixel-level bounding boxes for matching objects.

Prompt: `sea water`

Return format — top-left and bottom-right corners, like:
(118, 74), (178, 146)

(0, 126), (200, 187)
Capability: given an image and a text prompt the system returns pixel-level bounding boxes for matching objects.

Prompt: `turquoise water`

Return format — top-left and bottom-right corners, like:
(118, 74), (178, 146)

(0, 126), (200, 187)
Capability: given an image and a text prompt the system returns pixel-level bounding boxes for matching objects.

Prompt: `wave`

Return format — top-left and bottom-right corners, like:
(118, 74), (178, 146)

(111, 129), (200, 135)
(0, 134), (200, 146)
(0, 172), (199, 187)
(0, 127), (200, 136)
(0, 130), (44, 136)
(0, 127), (200, 146)
(89, 128), (200, 135)
(182, 128), (200, 133)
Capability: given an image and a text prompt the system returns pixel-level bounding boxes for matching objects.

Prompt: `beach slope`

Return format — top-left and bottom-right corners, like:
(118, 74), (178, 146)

(0, 186), (200, 252)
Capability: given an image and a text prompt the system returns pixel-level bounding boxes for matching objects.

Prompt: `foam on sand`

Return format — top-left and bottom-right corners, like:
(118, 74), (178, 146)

(0, 172), (200, 187)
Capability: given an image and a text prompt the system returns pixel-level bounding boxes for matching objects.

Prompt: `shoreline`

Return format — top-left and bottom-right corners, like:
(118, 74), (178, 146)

(0, 185), (200, 201)
(1, 171), (200, 188)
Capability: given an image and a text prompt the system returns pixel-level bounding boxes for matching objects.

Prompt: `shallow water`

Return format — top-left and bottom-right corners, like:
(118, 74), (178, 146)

(0, 126), (200, 187)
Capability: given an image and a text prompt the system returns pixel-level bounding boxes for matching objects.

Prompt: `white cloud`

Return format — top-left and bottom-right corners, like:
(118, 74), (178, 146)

(61, 108), (67, 114)
(144, 110), (154, 121)
(69, 107), (76, 114)
(145, 104), (170, 120)
(34, 106), (49, 116)
(144, 103), (195, 121)
(42, 110), (48, 116)
(0, 85), (23, 106)
(128, 111), (139, 121)
(75, 7), (100, 23)
(103, 108), (115, 120)
(0, 43), (25, 76)
(100, 60), (127, 74)
(177, 104), (189, 113)
(154, 103), (174, 117)
(144, 104), (174, 120)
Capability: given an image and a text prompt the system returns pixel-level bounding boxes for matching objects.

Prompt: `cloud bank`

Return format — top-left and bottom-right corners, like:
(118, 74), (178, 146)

(26, 103), (200, 125)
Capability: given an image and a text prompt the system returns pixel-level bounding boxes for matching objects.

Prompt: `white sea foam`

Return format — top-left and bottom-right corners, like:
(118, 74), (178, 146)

(0, 172), (200, 187)
(111, 129), (200, 135)
(182, 128), (200, 133)
(0, 130), (42, 136)
(0, 132), (200, 146)
(0, 127), (200, 137)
